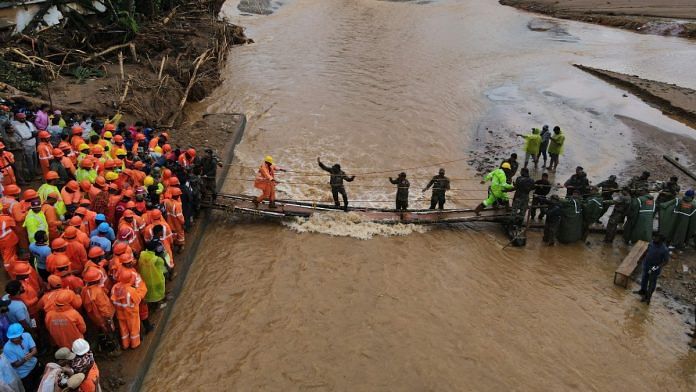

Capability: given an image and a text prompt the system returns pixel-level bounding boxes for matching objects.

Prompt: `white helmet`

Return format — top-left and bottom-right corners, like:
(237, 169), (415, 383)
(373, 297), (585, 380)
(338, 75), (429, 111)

(72, 338), (90, 356)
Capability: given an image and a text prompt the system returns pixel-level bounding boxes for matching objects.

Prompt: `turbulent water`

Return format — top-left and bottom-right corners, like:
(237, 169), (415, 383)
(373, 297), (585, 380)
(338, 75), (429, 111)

(143, 0), (696, 390)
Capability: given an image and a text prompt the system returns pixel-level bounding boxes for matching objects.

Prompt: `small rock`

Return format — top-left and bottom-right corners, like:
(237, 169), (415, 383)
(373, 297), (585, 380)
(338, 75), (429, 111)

(622, 94), (628, 97)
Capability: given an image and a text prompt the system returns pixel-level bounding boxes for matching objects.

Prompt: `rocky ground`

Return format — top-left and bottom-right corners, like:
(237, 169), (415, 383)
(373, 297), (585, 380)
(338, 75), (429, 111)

(500, 0), (696, 39)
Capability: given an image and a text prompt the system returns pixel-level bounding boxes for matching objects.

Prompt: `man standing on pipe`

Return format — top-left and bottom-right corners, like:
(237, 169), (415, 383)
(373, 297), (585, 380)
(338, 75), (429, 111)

(318, 157), (355, 212)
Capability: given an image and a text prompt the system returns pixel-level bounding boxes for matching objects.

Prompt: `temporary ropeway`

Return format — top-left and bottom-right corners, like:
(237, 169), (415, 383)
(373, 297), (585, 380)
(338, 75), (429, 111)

(201, 193), (528, 246)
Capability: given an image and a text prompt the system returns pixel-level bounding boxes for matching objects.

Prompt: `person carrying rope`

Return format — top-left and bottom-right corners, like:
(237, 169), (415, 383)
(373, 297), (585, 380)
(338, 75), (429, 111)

(318, 157), (355, 211)
(253, 155), (286, 209)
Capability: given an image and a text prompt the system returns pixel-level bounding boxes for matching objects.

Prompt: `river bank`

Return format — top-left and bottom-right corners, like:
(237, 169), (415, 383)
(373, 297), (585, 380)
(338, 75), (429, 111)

(501, 0), (696, 39)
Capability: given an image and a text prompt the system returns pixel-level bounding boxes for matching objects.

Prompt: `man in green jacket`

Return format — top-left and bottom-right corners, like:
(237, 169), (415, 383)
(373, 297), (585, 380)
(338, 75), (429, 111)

(474, 163), (515, 215)
(517, 128), (542, 169)
(548, 126), (565, 171)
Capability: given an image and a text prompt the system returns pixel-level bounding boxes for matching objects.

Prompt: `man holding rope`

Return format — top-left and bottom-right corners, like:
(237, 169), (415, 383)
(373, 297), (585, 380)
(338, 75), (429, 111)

(318, 157), (355, 211)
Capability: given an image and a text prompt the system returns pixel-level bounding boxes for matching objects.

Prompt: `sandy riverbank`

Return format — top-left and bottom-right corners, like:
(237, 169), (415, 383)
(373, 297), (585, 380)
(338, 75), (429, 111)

(501, 0), (696, 39)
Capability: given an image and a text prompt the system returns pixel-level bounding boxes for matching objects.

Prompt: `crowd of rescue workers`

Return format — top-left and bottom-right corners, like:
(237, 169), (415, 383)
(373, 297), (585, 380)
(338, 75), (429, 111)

(0, 102), (222, 391)
(0, 101), (695, 391)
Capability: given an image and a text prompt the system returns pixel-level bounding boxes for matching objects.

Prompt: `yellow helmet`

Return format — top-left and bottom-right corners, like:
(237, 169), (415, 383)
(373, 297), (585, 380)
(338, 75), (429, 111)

(144, 176), (155, 187)
(501, 162), (511, 170)
(105, 171), (119, 181)
(78, 143), (90, 152)
(116, 148), (127, 157)
(264, 155), (273, 164)
(154, 146), (163, 154)
(103, 131), (113, 139)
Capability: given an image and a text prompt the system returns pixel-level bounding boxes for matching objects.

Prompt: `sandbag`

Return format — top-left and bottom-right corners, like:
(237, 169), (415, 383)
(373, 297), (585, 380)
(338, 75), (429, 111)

(558, 198), (583, 244)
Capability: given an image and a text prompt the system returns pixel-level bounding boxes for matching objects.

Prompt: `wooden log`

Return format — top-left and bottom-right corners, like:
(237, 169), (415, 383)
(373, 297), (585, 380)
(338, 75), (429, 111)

(663, 155), (696, 182)
(613, 240), (649, 288)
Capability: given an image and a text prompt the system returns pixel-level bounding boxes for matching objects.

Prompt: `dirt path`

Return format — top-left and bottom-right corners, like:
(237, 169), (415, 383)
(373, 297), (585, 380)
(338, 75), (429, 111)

(500, 0), (696, 39)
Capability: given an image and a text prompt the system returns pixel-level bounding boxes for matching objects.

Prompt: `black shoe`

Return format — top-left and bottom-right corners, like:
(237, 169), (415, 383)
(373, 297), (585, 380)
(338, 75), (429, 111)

(633, 290), (646, 295)
(268, 202), (277, 209)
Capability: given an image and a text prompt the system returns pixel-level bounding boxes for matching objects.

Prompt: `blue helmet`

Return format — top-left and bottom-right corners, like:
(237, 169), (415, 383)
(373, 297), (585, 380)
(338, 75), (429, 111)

(95, 214), (106, 222)
(7, 323), (23, 339)
(98, 222), (110, 234)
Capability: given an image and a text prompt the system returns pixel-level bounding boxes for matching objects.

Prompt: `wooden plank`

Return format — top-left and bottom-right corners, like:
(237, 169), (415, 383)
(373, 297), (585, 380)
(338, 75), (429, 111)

(613, 240), (649, 288)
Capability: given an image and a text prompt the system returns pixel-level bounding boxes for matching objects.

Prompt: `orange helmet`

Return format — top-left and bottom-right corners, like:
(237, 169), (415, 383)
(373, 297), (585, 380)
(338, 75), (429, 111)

(23, 189), (38, 200)
(52, 148), (64, 157)
(135, 133), (146, 141)
(13, 262), (32, 276)
(104, 159), (116, 170)
(88, 246), (105, 259)
(186, 148), (196, 157)
(4, 185), (21, 196)
(69, 216), (82, 226)
(56, 291), (73, 306)
(150, 209), (162, 220)
(113, 242), (130, 256)
(74, 207), (87, 216)
(113, 135), (124, 143)
(123, 209), (135, 218)
(54, 255), (71, 269)
(72, 126), (83, 135)
(83, 268), (102, 283)
(47, 274), (62, 288)
(51, 238), (68, 250)
(118, 269), (134, 285)
(63, 226), (78, 240)
(95, 176), (106, 187)
(79, 180), (92, 192)
(38, 131), (50, 139)
(66, 180), (79, 192)
(45, 171), (59, 181)
(80, 159), (94, 169)
(125, 201), (136, 209)
(169, 187), (182, 197)
(104, 123), (116, 131)
(91, 145), (104, 154)
(162, 144), (172, 153)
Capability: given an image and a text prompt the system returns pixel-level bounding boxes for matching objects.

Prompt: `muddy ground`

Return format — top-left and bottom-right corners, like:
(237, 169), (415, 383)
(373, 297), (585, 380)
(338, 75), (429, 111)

(500, 0), (696, 39)
(467, 66), (696, 309)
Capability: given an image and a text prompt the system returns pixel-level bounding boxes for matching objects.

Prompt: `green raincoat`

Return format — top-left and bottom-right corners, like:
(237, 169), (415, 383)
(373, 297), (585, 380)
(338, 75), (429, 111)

(583, 196), (604, 225)
(624, 194), (655, 243)
(658, 196), (695, 248)
(138, 250), (166, 303)
(37, 183), (67, 216)
(523, 129), (542, 155)
(558, 197), (583, 243)
(23, 210), (48, 243)
(548, 131), (565, 155)
(483, 168), (514, 207)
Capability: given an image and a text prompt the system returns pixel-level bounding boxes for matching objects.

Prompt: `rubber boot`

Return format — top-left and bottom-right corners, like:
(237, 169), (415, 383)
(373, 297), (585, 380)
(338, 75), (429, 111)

(474, 203), (485, 216)
(268, 202), (277, 209)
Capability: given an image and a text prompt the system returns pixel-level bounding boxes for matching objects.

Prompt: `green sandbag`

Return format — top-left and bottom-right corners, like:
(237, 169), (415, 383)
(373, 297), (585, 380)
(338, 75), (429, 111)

(558, 198), (583, 244)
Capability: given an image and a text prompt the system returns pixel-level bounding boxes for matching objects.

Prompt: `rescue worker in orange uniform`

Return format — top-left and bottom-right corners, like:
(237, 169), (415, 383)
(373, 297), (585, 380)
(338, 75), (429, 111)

(61, 181), (82, 214)
(37, 131), (54, 178)
(46, 238), (69, 274)
(45, 290), (87, 349)
(42, 192), (63, 241)
(0, 202), (19, 265)
(63, 227), (88, 273)
(164, 188), (185, 251)
(148, 132), (168, 151)
(131, 133), (146, 155)
(13, 262), (42, 319)
(253, 155), (286, 209)
(115, 225), (141, 256)
(143, 210), (174, 268)
(67, 216), (91, 248)
(38, 275), (82, 313)
(54, 147), (76, 176)
(84, 247), (110, 291)
(12, 189), (37, 253)
(111, 269), (147, 349)
(118, 209), (145, 253)
(59, 141), (77, 167)
(1, 184), (21, 214)
(70, 126), (85, 153)
(177, 148), (196, 169)
(74, 207), (97, 234)
(0, 142), (17, 185)
(52, 255), (84, 294)
(81, 268), (115, 334)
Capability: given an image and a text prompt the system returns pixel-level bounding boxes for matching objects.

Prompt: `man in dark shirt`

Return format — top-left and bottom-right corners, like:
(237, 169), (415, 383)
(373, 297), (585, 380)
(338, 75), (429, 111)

(318, 157), (355, 211)
(627, 171), (650, 197)
(634, 234), (670, 305)
(596, 175), (619, 216)
(502, 153), (519, 184)
(422, 168), (450, 210)
(388, 172), (410, 211)
(530, 172), (551, 220)
(604, 187), (631, 243)
(564, 166), (589, 198)
(200, 148), (222, 201)
(543, 195), (562, 245)
(656, 176), (680, 204)
(512, 168), (535, 217)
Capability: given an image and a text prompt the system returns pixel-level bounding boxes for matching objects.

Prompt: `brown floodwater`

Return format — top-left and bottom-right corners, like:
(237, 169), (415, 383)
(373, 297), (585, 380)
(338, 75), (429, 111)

(143, 0), (696, 390)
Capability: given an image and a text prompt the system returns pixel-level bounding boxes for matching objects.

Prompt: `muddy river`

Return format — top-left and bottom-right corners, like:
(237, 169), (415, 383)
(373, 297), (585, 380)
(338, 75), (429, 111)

(142, 0), (696, 390)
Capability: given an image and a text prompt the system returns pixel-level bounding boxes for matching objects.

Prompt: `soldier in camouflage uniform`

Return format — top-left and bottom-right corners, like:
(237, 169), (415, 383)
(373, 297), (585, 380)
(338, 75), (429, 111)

(604, 187), (632, 243)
